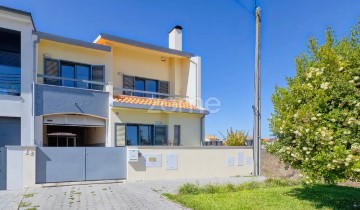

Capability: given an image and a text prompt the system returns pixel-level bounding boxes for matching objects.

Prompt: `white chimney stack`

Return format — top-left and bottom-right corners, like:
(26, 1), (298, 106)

(169, 25), (183, 51)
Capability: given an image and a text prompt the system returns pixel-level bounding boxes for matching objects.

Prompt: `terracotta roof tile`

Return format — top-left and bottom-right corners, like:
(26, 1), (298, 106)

(113, 95), (199, 110)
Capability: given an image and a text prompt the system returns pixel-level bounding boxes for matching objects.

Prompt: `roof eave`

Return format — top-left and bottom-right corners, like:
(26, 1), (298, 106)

(97, 33), (195, 58)
(0, 5), (36, 31)
(34, 31), (111, 52)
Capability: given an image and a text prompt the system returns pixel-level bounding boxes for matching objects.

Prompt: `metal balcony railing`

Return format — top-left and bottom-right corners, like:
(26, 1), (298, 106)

(113, 87), (188, 100)
(37, 74), (108, 91)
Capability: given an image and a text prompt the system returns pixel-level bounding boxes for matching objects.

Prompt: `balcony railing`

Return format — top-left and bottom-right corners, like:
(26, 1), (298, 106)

(37, 74), (108, 91)
(0, 65), (20, 96)
(113, 87), (188, 100)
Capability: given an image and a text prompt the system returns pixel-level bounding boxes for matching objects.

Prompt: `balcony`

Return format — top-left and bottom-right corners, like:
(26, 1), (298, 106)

(35, 74), (109, 118)
(112, 87), (207, 114)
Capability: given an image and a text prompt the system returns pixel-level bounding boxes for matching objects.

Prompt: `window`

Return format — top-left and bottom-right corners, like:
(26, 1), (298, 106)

(155, 126), (167, 145)
(0, 27), (21, 96)
(122, 74), (169, 98)
(44, 58), (104, 90)
(174, 125), (181, 146)
(115, 123), (126, 146)
(124, 124), (168, 146)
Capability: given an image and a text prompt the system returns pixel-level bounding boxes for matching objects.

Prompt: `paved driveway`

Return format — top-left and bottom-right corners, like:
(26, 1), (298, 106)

(1, 177), (264, 210)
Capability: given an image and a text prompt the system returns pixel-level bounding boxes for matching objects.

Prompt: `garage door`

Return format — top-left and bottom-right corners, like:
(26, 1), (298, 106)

(36, 147), (127, 183)
(0, 117), (20, 147)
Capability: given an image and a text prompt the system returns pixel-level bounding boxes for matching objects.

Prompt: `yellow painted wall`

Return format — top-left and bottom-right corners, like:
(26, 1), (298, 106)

(37, 40), (113, 83)
(112, 46), (170, 91)
(167, 112), (202, 146)
(127, 147), (254, 181)
(110, 108), (201, 146)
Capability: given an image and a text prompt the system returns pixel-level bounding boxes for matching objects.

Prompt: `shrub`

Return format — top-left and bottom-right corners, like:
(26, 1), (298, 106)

(268, 24), (360, 183)
(225, 128), (247, 146)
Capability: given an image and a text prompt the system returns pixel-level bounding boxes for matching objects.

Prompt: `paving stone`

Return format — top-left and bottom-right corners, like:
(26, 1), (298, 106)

(1, 176), (264, 210)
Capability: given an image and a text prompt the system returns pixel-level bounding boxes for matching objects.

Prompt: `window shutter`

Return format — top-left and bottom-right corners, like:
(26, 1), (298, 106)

(123, 75), (134, 95)
(44, 59), (60, 85)
(159, 81), (169, 98)
(91, 65), (105, 90)
(115, 124), (126, 146)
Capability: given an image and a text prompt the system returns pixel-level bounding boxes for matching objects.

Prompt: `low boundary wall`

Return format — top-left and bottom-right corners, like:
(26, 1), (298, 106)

(127, 146), (254, 181)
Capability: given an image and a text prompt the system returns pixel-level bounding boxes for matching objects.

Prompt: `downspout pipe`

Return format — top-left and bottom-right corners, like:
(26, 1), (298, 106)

(32, 36), (40, 146)
(200, 115), (205, 146)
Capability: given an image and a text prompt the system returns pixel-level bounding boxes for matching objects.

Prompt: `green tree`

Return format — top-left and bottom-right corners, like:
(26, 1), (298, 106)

(225, 128), (247, 146)
(268, 24), (360, 184)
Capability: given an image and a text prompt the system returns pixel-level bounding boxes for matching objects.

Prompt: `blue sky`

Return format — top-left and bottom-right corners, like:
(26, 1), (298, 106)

(1, 0), (359, 138)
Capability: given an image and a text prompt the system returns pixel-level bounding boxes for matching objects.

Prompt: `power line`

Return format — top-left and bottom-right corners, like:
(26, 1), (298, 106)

(235, 0), (254, 15)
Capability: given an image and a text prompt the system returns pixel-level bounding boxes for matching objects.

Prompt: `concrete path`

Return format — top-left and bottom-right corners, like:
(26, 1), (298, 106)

(1, 176), (264, 210)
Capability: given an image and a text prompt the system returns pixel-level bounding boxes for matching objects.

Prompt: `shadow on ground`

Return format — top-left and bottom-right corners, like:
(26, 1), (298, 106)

(286, 184), (360, 210)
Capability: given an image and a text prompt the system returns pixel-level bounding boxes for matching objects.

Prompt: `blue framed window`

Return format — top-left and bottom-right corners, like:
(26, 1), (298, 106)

(123, 75), (168, 98)
(0, 27), (21, 96)
(44, 58), (104, 90)
(124, 124), (168, 146)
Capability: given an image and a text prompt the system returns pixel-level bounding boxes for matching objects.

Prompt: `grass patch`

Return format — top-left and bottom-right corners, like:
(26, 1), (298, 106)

(19, 201), (32, 208)
(177, 178), (301, 195)
(23, 193), (35, 198)
(165, 179), (360, 210)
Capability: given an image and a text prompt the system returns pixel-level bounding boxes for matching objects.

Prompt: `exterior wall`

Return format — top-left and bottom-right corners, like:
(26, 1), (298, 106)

(111, 108), (202, 146)
(85, 127), (106, 146)
(37, 39), (112, 83)
(0, 11), (35, 146)
(35, 84), (109, 118)
(6, 146), (36, 190)
(112, 46), (171, 91)
(167, 113), (202, 146)
(127, 147), (253, 181)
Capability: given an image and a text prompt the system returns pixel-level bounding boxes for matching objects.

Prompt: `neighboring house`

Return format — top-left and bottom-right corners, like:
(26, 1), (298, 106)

(0, 6), (253, 190)
(204, 135), (220, 141)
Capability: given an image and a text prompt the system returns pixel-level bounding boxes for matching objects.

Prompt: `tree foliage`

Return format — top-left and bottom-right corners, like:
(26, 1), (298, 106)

(268, 24), (360, 183)
(225, 128), (247, 146)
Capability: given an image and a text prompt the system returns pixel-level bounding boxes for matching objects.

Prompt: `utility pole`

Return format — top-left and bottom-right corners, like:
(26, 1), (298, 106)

(253, 7), (261, 176)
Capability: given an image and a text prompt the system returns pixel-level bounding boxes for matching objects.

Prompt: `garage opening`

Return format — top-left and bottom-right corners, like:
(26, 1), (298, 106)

(43, 114), (106, 147)
(44, 125), (105, 147)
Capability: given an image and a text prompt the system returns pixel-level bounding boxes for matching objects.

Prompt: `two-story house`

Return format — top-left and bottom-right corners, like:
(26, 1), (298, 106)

(33, 26), (207, 149)
(1, 6), (253, 190)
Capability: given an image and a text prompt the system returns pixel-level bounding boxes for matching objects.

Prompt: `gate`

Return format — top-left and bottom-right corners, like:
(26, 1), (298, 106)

(0, 147), (5, 190)
(36, 147), (126, 183)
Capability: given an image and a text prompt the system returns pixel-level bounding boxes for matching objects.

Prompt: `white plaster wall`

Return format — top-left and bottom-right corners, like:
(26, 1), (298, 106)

(6, 147), (23, 190)
(6, 146), (36, 190)
(0, 11), (35, 146)
(187, 56), (201, 107)
(127, 147), (254, 181)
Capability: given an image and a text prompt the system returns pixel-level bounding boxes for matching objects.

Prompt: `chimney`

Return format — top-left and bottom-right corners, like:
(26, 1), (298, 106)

(169, 25), (183, 51)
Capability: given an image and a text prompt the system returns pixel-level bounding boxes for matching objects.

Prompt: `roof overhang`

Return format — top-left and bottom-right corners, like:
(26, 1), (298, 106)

(0, 5), (36, 31)
(95, 33), (194, 58)
(34, 31), (112, 52)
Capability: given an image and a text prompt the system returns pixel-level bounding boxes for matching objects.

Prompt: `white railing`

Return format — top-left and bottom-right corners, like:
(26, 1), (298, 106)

(113, 87), (188, 100)
(37, 74), (108, 91)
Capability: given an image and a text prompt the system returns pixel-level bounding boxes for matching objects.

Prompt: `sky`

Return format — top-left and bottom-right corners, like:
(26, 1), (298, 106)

(1, 0), (359, 138)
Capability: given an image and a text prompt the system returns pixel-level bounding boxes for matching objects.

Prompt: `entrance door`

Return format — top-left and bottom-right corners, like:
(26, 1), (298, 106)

(154, 126), (167, 145)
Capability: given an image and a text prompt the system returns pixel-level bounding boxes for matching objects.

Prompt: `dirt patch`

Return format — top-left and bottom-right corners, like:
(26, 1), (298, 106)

(261, 150), (299, 178)
(261, 149), (360, 187)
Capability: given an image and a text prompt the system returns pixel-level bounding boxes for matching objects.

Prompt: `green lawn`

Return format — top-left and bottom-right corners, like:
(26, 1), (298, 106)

(164, 180), (360, 210)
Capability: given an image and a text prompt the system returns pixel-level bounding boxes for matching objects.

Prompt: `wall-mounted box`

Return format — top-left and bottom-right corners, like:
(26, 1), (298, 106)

(128, 149), (139, 162)
(166, 154), (178, 170)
